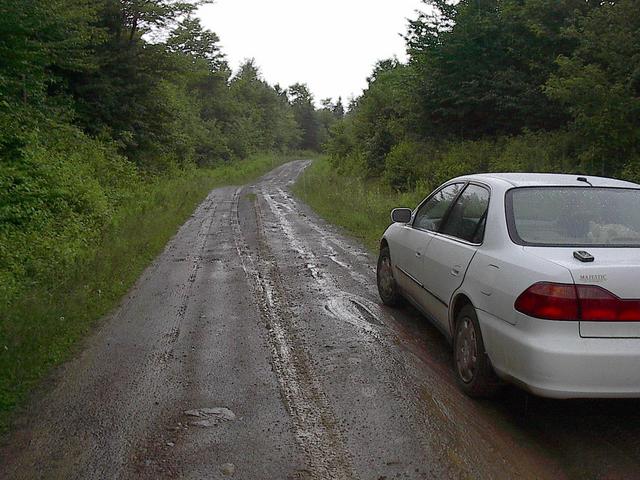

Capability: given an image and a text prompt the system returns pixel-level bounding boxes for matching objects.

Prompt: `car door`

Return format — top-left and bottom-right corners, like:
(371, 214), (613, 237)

(393, 183), (465, 312)
(420, 183), (491, 332)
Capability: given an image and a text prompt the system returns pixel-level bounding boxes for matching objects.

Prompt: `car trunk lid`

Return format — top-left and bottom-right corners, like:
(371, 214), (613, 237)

(525, 247), (640, 338)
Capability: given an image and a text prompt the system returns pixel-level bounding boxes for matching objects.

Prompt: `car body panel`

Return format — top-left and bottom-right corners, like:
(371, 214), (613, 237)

(459, 248), (575, 328)
(388, 224), (434, 307)
(478, 309), (640, 398)
(422, 234), (477, 328)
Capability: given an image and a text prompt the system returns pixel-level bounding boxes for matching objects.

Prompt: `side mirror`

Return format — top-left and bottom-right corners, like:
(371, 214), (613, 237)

(391, 208), (412, 224)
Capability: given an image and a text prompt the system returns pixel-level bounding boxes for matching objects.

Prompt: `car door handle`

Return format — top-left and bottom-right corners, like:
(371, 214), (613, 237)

(451, 265), (462, 276)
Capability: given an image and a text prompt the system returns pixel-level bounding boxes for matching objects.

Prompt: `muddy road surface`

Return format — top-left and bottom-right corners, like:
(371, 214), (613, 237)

(2, 160), (640, 479)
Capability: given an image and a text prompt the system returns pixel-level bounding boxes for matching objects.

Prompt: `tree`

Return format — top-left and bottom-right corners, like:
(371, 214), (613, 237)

(546, 0), (640, 175)
(227, 61), (300, 156)
(351, 59), (414, 175)
(167, 16), (227, 72)
(288, 83), (320, 150)
(406, 0), (598, 138)
(333, 97), (345, 119)
(0, 0), (101, 109)
(0, 0), (316, 172)
(115, 0), (211, 44)
(317, 98), (341, 149)
(62, 1), (216, 165)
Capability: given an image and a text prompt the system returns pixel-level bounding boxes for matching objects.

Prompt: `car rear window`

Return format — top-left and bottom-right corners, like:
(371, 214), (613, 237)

(506, 187), (640, 247)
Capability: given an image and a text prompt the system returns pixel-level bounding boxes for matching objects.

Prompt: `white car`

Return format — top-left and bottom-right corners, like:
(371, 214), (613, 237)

(377, 173), (640, 399)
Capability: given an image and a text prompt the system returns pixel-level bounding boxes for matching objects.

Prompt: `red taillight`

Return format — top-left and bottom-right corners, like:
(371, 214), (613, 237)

(577, 285), (640, 322)
(515, 282), (579, 320)
(515, 282), (640, 322)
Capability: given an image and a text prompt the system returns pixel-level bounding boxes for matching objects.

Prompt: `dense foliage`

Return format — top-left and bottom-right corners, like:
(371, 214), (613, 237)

(327, 0), (640, 190)
(0, 0), (338, 305)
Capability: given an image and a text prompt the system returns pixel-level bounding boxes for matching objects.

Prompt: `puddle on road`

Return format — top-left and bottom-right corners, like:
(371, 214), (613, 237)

(349, 298), (383, 326)
(324, 295), (385, 336)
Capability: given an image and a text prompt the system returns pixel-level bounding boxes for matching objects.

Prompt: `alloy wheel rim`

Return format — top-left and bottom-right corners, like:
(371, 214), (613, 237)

(456, 317), (477, 383)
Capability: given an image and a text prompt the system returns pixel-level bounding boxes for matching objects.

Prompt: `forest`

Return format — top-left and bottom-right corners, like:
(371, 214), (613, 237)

(325, 0), (639, 189)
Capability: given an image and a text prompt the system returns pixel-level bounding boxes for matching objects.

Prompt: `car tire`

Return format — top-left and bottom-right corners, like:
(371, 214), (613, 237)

(453, 304), (501, 398)
(377, 245), (403, 307)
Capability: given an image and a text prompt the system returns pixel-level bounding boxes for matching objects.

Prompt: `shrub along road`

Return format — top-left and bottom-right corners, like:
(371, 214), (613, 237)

(1, 161), (638, 479)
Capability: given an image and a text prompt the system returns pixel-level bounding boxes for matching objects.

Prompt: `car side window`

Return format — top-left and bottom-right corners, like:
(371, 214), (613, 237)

(413, 183), (464, 232)
(440, 184), (490, 243)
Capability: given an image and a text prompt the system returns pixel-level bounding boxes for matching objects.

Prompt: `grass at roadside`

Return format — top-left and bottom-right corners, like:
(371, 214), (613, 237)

(293, 156), (426, 252)
(0, 152), (310, 432)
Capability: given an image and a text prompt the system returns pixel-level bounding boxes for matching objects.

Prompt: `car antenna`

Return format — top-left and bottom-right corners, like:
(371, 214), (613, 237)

(577, 176), (593, 186)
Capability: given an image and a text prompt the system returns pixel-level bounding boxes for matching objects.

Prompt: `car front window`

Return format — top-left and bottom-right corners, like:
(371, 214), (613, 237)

(507, 187), (640, 247)
(413, 183), (464, 231)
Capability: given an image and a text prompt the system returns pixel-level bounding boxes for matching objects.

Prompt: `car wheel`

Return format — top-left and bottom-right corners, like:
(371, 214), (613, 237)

(453, 304), (500, 397)
(377, 245), (403, 307)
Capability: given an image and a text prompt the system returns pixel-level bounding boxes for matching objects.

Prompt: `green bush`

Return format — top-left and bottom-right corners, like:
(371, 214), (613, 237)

(621, 156), (640, 185)
(0, 124), (139, 305)
(378, 131), (587, 194)
(490, 130), (577, 174)
(383, 140), (434, 191)
(432, 140), (494, 186)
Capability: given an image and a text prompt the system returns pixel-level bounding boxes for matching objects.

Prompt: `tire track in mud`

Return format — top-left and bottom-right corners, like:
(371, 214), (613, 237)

(261, 190), (382, 338)
(231, 188), (354, 480)
(275, 187), (375, 278)
(158, 194), (219, 365)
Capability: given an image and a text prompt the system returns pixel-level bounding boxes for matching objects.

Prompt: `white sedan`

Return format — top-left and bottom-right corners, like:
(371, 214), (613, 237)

(377, 173), (640, 399)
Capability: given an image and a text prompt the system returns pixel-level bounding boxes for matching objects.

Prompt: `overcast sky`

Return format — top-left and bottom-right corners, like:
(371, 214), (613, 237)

(197, 0), (426, 104)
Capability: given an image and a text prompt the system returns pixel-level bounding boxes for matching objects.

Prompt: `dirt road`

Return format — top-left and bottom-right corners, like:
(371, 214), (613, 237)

(2, 160), (639, 479)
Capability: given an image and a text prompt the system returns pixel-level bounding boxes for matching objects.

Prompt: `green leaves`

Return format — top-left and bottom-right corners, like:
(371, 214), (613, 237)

(545, 0), (640, 175)
(115, 0), (212, 42)
(167, 16), (227, 72)
(406, 0), (593, 138)
(0, 0), (102, 108)
(288, 83), (320, 151)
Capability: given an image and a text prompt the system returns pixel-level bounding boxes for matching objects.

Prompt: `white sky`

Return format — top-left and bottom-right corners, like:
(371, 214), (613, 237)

(197, 0), (426, 104)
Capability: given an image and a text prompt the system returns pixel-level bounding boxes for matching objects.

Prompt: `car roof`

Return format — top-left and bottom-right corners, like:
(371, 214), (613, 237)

(454, 172), (640, 189)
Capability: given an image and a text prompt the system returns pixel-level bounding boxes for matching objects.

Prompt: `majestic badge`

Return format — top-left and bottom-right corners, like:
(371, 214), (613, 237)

(579, 274), (607, 283)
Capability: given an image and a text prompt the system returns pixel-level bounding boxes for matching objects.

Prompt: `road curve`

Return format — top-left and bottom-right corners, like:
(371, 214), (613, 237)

(1, 160), (639, 479)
